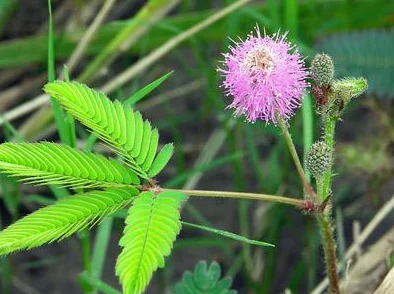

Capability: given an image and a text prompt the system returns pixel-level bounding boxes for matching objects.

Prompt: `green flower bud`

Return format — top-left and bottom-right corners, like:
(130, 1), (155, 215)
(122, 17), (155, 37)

(311, 54), (335, 87)
(306, 141), (332, 178)
(333, 77), (368, 103)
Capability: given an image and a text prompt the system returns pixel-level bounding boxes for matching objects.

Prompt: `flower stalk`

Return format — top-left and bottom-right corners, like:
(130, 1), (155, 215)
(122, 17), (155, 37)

(277, 116), (316, 197)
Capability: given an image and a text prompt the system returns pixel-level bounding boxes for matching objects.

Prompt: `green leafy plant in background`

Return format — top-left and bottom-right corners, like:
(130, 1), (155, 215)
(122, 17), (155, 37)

(174, 261), (236, 294)
(316, 29), (394, 98)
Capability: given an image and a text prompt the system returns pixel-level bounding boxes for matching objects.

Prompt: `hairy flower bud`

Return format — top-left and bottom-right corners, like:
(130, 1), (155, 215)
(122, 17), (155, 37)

(311, 54), (335, 87)
(306, 141), (332, 178)
(333, 77), (368, 103)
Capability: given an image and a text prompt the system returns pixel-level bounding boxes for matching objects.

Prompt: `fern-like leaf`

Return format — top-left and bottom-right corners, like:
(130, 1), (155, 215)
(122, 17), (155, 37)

(174, 261), (236, 294)
(116, 190), (186, 294)
(0, 142), (139, 189)
(44, 81), (173, 178)
(316, 29), (394, 98)
(0, 188), (138, 255)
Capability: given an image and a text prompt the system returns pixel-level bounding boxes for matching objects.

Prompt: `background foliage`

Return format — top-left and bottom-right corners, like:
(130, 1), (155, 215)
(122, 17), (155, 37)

(0, 0), (393, 293)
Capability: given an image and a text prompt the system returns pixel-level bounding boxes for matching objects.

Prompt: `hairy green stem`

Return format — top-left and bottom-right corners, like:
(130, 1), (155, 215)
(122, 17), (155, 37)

(317, 115), (340, 294)
(277, 116), (316, 197)
(316, 214), (339, 294)
(321, 117), (336, 201)
(162, 188), (305, 208)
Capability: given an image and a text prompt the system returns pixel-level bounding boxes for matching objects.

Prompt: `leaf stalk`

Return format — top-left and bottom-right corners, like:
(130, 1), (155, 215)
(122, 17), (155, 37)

(162, 188), (305, 208)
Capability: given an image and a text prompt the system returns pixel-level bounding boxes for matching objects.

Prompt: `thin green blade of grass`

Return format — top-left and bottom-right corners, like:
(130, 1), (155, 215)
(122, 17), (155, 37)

(1, 115), (24, 142)
(268, 0), (281, 29)
(181, 221), (274, 248)
(79, 272), (122, 294)
(90, 218), (113, 294)
(124, 71), (173, 107)
(47, 0), (75, 147)
(78, 0), (179, 83)
(284, 0), (298, 37)
(62, 66), (77, 148)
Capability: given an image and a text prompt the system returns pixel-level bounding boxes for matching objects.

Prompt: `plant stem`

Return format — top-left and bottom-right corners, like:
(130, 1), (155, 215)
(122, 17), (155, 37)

(162, 188), (305, 208)
(321, 117), (336, 201)
(316, 214), (340, 294)
(277, 116), (316, 197)
(317, 114), (340, 294)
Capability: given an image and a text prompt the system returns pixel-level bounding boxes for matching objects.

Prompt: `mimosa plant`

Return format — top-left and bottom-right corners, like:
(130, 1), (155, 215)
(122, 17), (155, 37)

(0, 27), (367, 294)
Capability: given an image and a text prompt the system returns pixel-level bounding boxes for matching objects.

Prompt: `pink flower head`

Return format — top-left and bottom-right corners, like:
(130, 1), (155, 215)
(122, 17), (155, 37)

(219, 27), (309, 123)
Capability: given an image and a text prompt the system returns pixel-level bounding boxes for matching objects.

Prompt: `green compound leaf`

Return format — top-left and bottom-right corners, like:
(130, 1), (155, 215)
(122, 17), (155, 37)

(0, 188), (138, 255)
(316, 29), (394, 98)
(174, 261), (236, 294)
(44, 81), (172, 179)
(0, 142), (139, 189)
(116, 190), (186, 294)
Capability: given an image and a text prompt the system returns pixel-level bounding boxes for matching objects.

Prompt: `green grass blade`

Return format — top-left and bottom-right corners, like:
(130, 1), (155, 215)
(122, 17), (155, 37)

(181, 221), (274, 248)
(284, 0), (298, 37)
(47, 0), (75, 146)
(90, 217), (113, 294)
(79, 272), (122, 294)
(124, 71), (173, 107)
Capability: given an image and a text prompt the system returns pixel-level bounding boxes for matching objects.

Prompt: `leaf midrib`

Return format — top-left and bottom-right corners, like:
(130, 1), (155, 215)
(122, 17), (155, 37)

(131, 194), (156, 291)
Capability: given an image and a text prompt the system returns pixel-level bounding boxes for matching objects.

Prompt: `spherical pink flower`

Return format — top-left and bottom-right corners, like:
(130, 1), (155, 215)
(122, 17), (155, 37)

(219, 27), (309, 123)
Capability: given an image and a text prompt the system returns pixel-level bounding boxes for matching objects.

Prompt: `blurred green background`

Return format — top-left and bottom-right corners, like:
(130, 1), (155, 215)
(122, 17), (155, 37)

(0, 0), (393, 293)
